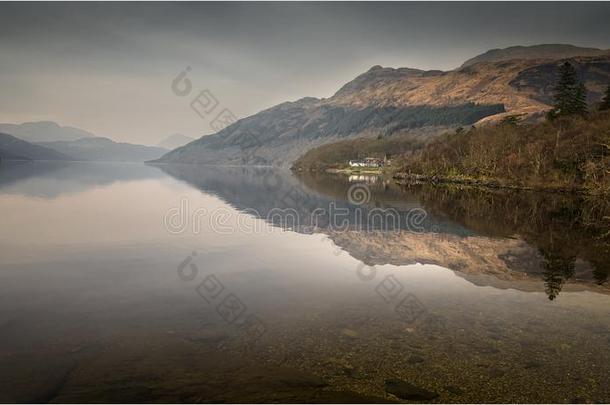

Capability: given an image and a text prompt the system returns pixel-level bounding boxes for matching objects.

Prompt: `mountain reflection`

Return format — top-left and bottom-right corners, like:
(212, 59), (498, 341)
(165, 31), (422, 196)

(0, 160), (164, 198)
(154, 163), (469, 234)
(155, 164), (610, 299)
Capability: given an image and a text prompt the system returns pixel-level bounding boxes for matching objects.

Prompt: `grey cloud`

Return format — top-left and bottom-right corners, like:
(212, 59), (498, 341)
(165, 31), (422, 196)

(0, 2), (609, 144)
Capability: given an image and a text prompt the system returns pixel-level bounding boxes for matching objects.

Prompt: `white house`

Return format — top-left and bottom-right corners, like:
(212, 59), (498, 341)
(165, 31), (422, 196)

(349, 157), (383, 168)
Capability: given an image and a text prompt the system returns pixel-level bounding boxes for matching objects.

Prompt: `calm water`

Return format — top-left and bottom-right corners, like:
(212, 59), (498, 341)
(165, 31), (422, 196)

(0, 161), (608, 403)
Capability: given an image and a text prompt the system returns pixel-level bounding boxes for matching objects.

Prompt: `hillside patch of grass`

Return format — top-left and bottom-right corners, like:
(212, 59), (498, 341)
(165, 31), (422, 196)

(397, 111), (610, 194)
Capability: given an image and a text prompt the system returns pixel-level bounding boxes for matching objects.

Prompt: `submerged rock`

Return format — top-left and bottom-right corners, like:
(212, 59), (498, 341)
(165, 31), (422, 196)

(488, 367), (506, 378)
(524, 360), (543, 369)
(446, 385), (465, 395)
(406, 355), (425, 364)
(384, 378), (439, 400)
(341, 328), (359, 339)
(342, 366), (364, 379)
(278, 371), (327, 388)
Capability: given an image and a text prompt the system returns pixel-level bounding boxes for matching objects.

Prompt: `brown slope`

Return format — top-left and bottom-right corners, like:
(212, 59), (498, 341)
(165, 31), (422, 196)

(461, 44), (610, 67)
(328, 56), (610, 123)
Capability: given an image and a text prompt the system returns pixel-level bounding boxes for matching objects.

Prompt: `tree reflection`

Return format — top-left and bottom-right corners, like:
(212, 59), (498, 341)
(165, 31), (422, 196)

(539, 247), (576, 300)
(408, 184), (610, 297)
(591, 260), (610, 285)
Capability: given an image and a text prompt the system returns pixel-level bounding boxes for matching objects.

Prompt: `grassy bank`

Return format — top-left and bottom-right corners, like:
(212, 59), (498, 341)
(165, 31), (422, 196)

(393, 172), (588, 194)
(395, 111), (610, 194)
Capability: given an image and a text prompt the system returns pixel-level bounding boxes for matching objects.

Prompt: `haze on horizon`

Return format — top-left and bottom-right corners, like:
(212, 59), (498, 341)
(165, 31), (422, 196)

(1, 2), (609, 145)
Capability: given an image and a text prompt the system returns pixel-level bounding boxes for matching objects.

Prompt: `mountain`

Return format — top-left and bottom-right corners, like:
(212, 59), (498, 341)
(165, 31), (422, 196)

(153, 97), (503, 167)
(0, 121), (96, 142)
(153, 45), (610, 167)
(157, 133), (195, 150)
(0, 132), (73, 161)
(329, 56), (610, 121)
(461, 44), (610, 67)
(37, 137), (169, 162)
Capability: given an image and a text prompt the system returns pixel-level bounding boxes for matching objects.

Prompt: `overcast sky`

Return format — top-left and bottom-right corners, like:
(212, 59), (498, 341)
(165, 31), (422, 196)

(1, 2), (609, 145)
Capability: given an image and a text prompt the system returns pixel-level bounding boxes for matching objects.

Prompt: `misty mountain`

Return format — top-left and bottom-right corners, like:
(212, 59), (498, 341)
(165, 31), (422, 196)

(153, 99), (502, 167)
(0, 121), (97, 142)
(38, 137), (169, 162)
(156, 133), (195, 150)
(0, 132), (73, 161)
(461, 44), (610, 67)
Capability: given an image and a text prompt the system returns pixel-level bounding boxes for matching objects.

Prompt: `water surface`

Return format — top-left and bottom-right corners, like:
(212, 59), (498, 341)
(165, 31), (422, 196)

(0, 161), (608, 403)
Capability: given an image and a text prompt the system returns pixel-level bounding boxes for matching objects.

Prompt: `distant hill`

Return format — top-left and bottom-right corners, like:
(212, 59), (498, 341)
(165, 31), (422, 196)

(38, 137), (169, 162)
(156, 133), (195, 150)
(0, 121), (96, 142)
(0, 132), (73, 161)
(0, 121), (170, 161)
(461, 44), (609, 67)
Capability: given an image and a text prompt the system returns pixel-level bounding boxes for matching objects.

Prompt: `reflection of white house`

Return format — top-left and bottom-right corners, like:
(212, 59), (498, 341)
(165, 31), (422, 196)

(349, 174), (379, 183)
(349, 157), (384, 168)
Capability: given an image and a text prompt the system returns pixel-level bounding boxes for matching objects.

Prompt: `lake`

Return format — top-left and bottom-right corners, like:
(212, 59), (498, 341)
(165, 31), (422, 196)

(0, 161), (608, 403)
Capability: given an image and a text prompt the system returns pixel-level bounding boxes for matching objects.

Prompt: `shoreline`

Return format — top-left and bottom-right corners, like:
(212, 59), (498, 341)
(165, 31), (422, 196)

(392, 172), (594, 195)
(325, 167), (384, 175)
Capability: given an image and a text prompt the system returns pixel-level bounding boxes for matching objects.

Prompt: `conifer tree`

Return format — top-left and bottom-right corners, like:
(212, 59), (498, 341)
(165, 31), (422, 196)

(550, 61), (588, 118)
(573, 82), (588, 115)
